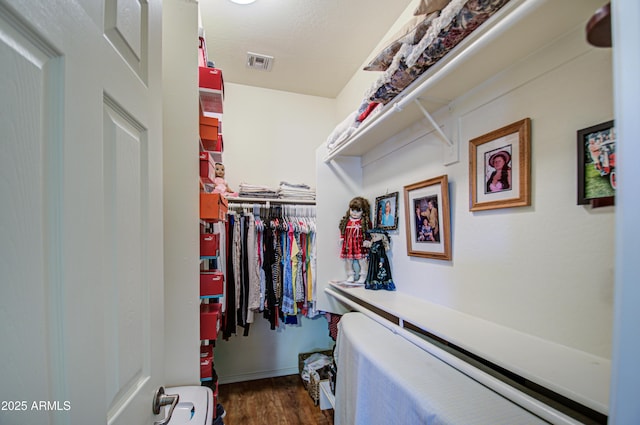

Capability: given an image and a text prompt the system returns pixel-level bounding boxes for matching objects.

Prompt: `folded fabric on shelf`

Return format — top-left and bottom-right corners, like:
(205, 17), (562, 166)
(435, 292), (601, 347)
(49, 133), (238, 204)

(238, 182), (278, 199)
(278, 181), (316, 200)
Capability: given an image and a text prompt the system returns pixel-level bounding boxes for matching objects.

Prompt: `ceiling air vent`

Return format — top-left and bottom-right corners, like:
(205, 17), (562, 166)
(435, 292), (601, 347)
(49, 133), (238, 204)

(246, 52), (274, 71)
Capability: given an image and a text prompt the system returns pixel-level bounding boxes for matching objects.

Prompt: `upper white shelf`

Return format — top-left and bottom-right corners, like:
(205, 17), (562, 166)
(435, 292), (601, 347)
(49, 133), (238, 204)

(323, 0), (601, 162)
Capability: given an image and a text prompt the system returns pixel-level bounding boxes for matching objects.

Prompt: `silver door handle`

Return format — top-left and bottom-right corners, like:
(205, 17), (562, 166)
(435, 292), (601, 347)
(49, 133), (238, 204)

(152, 386), (179, 425)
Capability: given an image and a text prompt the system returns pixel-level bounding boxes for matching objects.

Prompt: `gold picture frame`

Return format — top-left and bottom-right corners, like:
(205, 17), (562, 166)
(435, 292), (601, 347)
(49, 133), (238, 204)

(469, 118), (531, 211)
(403, 175), (451, 260)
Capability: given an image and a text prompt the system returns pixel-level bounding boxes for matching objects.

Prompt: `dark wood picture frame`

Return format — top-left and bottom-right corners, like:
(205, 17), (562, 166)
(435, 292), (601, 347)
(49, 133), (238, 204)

(374, 192), (399, 230)
(577, 120), (615, 206)
(469, 118), (531, 211)
(403, 175), (451, 261)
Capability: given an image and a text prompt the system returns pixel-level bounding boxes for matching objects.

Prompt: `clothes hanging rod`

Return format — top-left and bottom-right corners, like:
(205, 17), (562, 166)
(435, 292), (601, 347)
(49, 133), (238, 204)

(226, 196), (315, 205)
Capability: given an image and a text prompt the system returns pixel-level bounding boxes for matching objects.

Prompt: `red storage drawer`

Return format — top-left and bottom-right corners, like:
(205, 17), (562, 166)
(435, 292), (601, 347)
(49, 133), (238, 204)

(200, 152), (216, 180)
(200, 271), (224, 297)
(199, 115), (219, 151)
(200, 233), (220, 257)
(200, 303), (221, 340)
(200, 344), (213, 380)
(199, 67), (224, 114)
(199, 66), (224, 91)
(200, 192), (228, 221)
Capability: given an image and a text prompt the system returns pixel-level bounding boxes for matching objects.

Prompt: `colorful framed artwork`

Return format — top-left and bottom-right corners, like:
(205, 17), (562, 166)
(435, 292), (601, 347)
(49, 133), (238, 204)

(469, 118), (531, 211)
(374, 192), (399, 230)
(403, 175), (451, 260)
(577, 120), (615, 206)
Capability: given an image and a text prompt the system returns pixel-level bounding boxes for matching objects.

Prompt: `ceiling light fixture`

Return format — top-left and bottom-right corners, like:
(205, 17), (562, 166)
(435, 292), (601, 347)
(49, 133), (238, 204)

(229, 0), (256, 4)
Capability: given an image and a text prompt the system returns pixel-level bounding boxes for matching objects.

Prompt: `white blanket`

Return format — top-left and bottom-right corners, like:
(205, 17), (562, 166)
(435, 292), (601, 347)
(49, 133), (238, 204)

(334, 312), (550, 425)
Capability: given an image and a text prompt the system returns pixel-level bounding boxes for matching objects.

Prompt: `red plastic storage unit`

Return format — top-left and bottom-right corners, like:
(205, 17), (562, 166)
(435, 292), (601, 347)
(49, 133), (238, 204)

(200, 302), (221, 341)
(199, 67), (224, 114)
(200, 270), (224, 297)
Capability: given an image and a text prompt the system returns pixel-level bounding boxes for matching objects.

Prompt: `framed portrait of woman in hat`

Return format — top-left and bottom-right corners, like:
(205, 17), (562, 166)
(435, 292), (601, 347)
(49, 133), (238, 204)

(469, 118), (531, 211)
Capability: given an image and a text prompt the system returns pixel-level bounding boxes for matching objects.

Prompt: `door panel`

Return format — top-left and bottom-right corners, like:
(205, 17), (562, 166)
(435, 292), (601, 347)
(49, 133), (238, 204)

(0, 4), (66, 424)
(104, 0), (149, 81)
(0, 0), (163, 424)
(103, 97), (150, 424)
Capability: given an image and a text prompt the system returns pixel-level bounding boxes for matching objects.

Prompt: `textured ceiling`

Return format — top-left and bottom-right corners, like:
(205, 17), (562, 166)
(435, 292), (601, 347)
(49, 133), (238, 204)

(199, 0), (413, 98)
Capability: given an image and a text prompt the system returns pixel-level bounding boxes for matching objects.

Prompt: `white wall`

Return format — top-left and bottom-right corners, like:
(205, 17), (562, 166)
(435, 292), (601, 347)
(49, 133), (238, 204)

(220, 83), (335, 191)
(325, 24), (614, 361)
(213, 313), (333, 383)
(311, 15), (617, 417)
(362, 28), (614, 358)
(214, 83), (336, 383)
(162, 0), (200, 386)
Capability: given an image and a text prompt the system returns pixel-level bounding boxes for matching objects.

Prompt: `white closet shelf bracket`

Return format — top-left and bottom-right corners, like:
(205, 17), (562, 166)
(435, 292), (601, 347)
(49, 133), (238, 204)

(411, 99), (453, 148)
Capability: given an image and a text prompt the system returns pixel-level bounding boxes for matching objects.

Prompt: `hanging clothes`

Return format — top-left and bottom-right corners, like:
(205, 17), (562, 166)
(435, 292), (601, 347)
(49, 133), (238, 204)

(222, 214), (237, 340)
(222, 202), (317, 337)
(246, 213), (261, 323)
(262, 217), (278, 329)
(282, 222), (295, 315)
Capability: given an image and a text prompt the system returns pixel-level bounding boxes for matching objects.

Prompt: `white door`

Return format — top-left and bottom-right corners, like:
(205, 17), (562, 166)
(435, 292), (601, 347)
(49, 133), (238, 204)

(0, 0), (165, 424)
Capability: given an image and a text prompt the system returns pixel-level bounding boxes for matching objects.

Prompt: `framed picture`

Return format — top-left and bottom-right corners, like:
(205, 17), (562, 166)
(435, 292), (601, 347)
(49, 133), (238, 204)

(469, 118), (531, 211)
(577, 120), (615, 206)
(403, 175), (451, 260)
(374, 192), (399, 230)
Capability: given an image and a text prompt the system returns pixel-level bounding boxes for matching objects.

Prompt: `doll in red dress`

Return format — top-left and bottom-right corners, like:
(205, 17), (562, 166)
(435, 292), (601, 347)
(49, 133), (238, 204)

(338, 197), (372, 283)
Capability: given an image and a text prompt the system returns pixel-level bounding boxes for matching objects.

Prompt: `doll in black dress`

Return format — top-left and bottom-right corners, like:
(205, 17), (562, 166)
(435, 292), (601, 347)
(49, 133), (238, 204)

(364, 228), (396, 291)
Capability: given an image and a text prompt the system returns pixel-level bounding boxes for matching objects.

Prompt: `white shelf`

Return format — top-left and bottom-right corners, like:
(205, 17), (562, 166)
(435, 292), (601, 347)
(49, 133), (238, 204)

(327, 283), (610, 416)
(324, 0), (601, 162)
(319, 380), (334, 411)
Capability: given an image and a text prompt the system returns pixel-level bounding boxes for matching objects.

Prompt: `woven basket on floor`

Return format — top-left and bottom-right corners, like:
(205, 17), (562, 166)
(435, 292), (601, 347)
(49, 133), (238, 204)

(308, 372), (323, 406)
(298, 349), (333, 403)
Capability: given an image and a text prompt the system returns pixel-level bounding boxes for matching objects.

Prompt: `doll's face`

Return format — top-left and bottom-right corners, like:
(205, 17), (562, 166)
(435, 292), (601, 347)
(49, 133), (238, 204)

(214, 163), (225, 178)
(350, 208), (363, 219)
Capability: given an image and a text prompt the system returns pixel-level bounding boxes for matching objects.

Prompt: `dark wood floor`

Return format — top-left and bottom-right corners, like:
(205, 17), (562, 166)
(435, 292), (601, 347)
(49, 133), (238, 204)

(217, 374), (334, 425)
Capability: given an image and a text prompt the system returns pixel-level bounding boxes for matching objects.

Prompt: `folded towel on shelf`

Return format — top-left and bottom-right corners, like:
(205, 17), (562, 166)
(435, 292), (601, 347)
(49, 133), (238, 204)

(278, 181), (316, 200)
(279, 192), (316, 200)
(238, 183), (278, 199)
(279, 181), (311, 190)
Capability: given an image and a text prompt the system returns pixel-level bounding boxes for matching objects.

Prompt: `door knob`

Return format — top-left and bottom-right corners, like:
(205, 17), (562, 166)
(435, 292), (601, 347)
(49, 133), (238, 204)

(152, 386), (179, 425)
